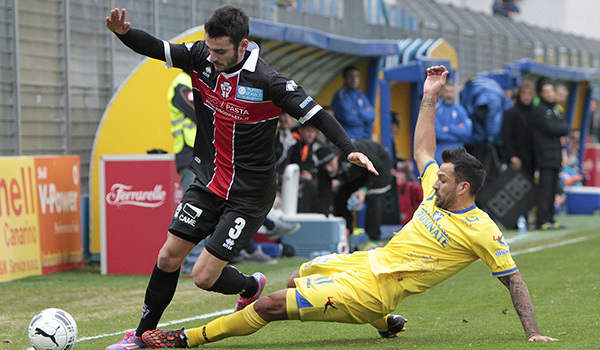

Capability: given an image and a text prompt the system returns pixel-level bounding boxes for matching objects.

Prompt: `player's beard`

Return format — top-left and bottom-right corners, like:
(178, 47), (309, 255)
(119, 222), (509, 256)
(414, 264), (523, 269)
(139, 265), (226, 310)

(214, 49), (240, 72)
(435, 186), (457, 210)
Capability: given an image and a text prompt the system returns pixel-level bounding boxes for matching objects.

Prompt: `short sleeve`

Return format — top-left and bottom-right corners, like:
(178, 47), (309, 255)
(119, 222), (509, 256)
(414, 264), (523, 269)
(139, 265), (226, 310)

(471, 222), (518, 277)
(419, 160), (438, 199)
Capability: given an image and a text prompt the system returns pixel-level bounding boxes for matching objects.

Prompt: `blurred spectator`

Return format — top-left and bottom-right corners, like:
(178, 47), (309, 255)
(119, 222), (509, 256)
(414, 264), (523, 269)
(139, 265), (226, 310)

(492, 0), (520, 19)
(317, 140), (391, 241)
(331, 65), (375, 140)
(276, 0), (297, 10)
(532, 77), (569, 230)
(286, 123), (320, 212)
(275, 111), (299, 175)
(434, 80), (473, 163)
(561, 129), (584, 186)
(168, 72), (196, 191)
(394, 158), (423, 225)
(389, 112), (400, 162)
(588, 98), (600, 143)
(501, 80), (536, 180)
(314, 146), (340, 215)
(461, 76), (512, 180)
(555, 84), (569, 112)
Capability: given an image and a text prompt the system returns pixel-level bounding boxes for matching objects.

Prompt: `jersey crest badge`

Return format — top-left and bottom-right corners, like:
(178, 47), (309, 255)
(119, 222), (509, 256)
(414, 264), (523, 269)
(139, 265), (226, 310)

(220, 81), (232, 99)
(286, 80), (298, 91)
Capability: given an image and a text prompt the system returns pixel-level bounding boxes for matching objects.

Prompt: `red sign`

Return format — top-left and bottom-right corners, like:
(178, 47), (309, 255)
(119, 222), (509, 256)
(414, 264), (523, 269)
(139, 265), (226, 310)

(583, 145), (600, 186)
(100, 155), (180, 275)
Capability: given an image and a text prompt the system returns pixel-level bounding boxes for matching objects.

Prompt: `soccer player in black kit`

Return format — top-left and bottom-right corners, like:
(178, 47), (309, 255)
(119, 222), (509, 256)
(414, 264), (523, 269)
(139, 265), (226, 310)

(105, 5), (378, 349)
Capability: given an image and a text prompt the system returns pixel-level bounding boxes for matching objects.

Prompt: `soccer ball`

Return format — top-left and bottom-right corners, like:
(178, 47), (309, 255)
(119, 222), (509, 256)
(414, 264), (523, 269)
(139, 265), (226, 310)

(28, 308), (77, 350)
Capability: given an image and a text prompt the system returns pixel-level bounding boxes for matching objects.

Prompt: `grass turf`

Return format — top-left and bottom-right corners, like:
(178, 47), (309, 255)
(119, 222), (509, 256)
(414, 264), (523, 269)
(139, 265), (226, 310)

(1, 214), (598, 349)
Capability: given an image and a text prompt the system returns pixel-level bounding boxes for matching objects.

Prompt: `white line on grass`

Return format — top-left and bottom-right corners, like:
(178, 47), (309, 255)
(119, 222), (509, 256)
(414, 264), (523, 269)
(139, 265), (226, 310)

(78, 235), (591, 344)
(76, 308), (234, 343)
(510, 236), (589, 256)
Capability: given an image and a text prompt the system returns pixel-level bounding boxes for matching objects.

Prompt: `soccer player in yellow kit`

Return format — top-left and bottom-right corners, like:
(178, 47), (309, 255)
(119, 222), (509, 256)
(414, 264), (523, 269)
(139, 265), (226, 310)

(142, 66), (558, 348)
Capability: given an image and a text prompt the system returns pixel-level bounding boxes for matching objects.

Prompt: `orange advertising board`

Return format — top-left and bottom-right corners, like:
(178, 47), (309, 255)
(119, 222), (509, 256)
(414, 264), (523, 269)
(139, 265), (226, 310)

(0, 156), (82, 283)
(35, 156), (83, 274)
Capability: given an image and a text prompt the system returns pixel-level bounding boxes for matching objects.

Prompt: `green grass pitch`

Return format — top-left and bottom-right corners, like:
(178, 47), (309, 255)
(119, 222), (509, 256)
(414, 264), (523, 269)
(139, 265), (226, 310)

(1, 214), (599, 349)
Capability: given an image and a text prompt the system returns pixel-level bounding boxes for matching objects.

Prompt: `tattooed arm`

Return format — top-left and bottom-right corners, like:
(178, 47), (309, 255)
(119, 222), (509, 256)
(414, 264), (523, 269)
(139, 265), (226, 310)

(414, 66), (448, 174)
(498, 272), (558, 342)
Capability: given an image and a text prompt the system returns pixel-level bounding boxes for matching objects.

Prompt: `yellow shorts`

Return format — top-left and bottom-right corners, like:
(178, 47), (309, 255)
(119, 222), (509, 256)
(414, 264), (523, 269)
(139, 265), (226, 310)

(285, 252), (387, 324)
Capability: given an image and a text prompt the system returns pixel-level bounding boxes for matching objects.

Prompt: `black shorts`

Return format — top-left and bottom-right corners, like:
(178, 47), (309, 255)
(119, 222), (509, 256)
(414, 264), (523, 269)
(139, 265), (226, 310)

(168, 180), (273, 261)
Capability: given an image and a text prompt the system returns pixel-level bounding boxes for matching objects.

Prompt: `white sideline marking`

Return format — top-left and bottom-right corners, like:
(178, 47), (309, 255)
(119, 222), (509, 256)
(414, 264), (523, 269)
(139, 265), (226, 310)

(78, 236), (591, 343)
(511, 236), (589, 256)
(76, 308), (234, 343)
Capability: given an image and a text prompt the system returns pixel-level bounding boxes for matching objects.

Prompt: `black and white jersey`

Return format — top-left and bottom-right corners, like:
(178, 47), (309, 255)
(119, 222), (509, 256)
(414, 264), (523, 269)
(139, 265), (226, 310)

(165, 41), (322, 205)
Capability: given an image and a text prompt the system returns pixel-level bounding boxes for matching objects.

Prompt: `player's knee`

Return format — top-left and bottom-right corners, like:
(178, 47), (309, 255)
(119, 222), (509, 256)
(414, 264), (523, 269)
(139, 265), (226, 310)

(193, 272), (216, 290)
(254, 293), (287, 322)
(286, 268), (300, 288)
(156, 248), (183, 272)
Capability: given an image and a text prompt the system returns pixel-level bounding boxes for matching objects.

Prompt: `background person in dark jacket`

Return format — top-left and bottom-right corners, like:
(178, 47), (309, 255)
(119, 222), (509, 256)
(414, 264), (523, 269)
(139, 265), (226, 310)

(532, 78), (569, 230)
(501, 81), (536, 180)
(317, 140), (391, 241)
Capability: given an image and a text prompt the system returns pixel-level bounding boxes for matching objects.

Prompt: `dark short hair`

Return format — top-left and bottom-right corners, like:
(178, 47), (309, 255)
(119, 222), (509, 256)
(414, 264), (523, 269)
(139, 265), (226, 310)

(315, 146), (338, 167)
(205, 5), (249, 47)
(441, 147), (486, 196)
(535, 77), (553, 94)
(342, 65), (359, 78)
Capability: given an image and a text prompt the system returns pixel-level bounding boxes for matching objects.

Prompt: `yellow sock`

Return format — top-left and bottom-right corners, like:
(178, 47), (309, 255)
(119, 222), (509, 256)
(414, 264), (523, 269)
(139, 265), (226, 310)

(187, 303), (268, 347)
(369, 314), (389, 330)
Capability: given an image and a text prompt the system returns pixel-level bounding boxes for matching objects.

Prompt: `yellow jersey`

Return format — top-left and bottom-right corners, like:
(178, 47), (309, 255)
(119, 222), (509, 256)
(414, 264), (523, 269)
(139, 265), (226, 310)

(368, 160), (517, 298)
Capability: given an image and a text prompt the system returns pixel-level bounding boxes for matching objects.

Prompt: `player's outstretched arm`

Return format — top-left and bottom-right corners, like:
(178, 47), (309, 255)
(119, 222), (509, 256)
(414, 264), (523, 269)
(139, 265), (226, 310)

(497, 272), (558, 342)
(305, 110), (378, 175)
(413, 66), (447, 175)
(105, 7), (166, 61)
(106, 8), (131, 34)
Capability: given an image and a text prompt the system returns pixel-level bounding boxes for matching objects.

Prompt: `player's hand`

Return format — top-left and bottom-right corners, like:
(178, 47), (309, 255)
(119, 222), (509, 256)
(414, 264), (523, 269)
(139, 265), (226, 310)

(527, 334), (558, 342)
(347, 152), (379, 175)
(106, 8), (131, 34)
(510, 156), (522, 171)
(423, 65), (448, 96)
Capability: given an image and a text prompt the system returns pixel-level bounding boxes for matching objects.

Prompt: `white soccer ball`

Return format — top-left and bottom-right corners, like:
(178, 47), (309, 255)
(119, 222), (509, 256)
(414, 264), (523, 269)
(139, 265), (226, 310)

(28, 308), (77, 350)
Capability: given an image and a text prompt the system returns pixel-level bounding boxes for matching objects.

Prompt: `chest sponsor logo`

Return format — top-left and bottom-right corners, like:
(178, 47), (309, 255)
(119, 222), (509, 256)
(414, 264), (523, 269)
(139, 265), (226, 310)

(432, 210), (445, 224)
(236, 85), (263, 101)
(205, 95), (251, 121)
(415, 206), (451, 247)
(105, 183), (166, 208)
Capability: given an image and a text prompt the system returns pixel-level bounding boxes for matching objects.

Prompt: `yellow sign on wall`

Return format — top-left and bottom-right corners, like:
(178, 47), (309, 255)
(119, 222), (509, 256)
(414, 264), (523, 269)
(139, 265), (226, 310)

(0, 158), (42, 282)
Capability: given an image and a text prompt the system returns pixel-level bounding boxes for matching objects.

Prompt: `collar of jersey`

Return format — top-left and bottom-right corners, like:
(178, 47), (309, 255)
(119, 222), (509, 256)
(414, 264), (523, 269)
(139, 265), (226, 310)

(447, 203), (477, 214)
(218, 41), (259, 78)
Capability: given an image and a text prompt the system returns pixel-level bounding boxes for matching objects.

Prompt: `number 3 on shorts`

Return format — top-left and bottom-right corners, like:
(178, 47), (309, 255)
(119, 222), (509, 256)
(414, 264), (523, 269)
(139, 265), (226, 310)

(228, 217), (246, 239)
